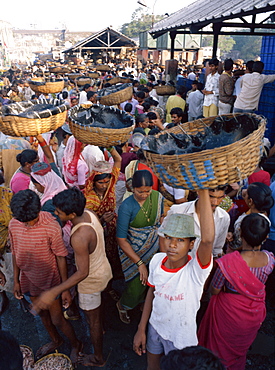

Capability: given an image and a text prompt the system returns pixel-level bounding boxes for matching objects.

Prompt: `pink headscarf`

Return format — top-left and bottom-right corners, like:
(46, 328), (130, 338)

(62, 136), (88, 186)
(31, 162), (67, 205)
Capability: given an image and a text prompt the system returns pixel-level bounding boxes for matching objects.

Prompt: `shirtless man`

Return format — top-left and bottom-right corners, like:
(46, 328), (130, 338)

(34, 187), (112, 367)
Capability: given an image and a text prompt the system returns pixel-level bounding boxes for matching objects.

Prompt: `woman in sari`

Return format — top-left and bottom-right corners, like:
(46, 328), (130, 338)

(198, 213), (275, 370)
(31, 162), (67, 221)
(0, 172), (13, 314)
(116, 170), (163, 324)
(62, 136), (88, 189)
(84, 147), (123, 282)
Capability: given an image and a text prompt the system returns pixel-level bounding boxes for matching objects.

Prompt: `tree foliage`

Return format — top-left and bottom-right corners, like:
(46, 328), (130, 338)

(230, 35), (262, 61)
(202, 35), (235, 57)
(119, 8), (164, 39)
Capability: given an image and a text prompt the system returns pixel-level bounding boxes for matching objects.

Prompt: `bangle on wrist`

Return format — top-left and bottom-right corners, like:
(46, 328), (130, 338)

(39, 140), (47, 147)
(136, 259), (144, 267)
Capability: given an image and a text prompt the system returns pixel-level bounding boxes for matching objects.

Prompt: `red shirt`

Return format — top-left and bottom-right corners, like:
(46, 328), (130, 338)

(248, 170), (270, 186)
(9, 211), (68, 296)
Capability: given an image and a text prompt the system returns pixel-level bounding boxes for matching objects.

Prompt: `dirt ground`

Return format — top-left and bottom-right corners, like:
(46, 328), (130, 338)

(0, 278), (274, 369)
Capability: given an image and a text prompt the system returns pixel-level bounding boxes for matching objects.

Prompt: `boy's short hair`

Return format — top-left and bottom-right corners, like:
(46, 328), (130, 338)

(170, 107), (184, 117)
(252, 61), (264, 74)
(53, 187), (86, 217)
(224, 58), (234, 71)
(160, 346), (225, 370)
(209, 58), (219, 66)
(10, 189), (41, 222)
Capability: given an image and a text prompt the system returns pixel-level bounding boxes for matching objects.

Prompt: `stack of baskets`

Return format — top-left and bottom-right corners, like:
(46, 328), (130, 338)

(142, 114), (266, 190)
(0, 98), (68, 137)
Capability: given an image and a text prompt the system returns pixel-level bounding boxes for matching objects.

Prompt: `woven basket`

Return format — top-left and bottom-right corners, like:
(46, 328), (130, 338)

(34, 351), (73, 369)
(142, 114), (266, 190)
(76, 77), (91, 86)
(67, 73), (83, 80)
(0, 98), (68, 137)
(49, 67), (71, 74)
(69, 104), (135, 146)
(96, 64), (111, 71)
(87, 72), (100, 78)
(98, 85), (133, 106)
(29, 79), (64, 94)
(106, 76), (132, 85)
(155, 85), (176, 96)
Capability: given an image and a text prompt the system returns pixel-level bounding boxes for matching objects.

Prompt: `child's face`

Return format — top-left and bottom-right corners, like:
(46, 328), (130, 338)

(164, 235), (195, 265)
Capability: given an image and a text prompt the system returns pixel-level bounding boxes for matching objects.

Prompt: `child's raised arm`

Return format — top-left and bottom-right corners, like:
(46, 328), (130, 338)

(197, 189), (214, 266)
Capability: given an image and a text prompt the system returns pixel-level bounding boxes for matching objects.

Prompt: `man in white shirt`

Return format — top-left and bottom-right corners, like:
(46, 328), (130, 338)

(120, 97), (138, 115)
(234, 61), (275, 113)
(186, 82), (204, 121)
(159, 186), (230, 258)
(79, 84), (92, 104)
(202, 58), (220, 118)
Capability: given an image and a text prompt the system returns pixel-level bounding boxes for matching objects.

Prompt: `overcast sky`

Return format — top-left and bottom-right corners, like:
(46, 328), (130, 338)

(1, 0), (194, 32)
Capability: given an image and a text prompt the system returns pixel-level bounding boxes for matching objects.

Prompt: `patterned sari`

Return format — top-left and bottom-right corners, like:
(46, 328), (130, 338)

(84, 166), (123, 279)
(119, 190), (163, 310)
(198, 252), (267, 370)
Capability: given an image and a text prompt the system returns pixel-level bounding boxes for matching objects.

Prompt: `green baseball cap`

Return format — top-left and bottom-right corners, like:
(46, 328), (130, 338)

(160, 213), (199, 239)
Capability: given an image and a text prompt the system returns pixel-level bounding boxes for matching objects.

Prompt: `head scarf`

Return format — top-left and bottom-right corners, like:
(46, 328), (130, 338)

(62, 136), (84, 185)
(31, 162), (67, 205)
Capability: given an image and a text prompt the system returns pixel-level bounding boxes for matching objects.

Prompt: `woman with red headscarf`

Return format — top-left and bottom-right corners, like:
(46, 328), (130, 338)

(62, 136), (89, 189)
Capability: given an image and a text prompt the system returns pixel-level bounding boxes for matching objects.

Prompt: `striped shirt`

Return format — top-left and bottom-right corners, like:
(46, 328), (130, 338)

(212, 250), (275, 292)
(9, 211), (68, 296)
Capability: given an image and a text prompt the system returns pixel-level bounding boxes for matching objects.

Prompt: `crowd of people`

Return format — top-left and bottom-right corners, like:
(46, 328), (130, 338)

(0, 58), (274, 370)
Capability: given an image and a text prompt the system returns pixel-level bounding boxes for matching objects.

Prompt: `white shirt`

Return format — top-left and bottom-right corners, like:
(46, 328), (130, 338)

(234, 72), (275, 110)
(148, 252), (212, 349)
(186, 90), (204, 118)
(187, 72), (196, 81)
(163, 184), (185, 200)
(159, 200), (230, 257)
(79, 90), (88, 104)
(203, 72), (220, 107)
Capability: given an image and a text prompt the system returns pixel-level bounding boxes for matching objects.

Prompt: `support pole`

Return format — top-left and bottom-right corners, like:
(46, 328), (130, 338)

(212, 23), (222, 58)
(170, 31), (177, 59)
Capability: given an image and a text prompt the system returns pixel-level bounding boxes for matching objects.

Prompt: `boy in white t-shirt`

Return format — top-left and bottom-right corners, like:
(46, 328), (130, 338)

(133, 189), (214, 370)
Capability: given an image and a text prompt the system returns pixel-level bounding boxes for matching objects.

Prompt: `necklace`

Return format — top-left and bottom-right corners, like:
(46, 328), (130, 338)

(137, 197), (152, 222)
(94, 188), (104, 200)
(241, 249), (261, 252)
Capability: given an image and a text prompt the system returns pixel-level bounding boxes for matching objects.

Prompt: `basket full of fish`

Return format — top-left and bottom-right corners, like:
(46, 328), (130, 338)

(68, 103), (135, 146)
(140, 113), (266, 189)
(0, 98), (68, 137)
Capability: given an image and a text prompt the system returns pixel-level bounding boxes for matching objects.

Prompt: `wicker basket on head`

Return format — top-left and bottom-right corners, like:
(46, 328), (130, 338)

(96, 64), (111, 72)
(0, 98), (68, 137)
(28, 79), (64, 94)
(142, 114), (266, 190)
(87, 72), (100, 79)
(49, 66), (71, 74)
(69, 104), (135, 146)
(106, 76), (132, 85)
(76, 77), (91, 86)
(98, 84), (133, 106)
(155, 85), (176, 96)
(67, 73), (83, 80)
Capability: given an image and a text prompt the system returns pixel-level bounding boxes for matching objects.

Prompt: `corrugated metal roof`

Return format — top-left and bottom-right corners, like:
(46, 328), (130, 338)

(150, 0), (275, 36)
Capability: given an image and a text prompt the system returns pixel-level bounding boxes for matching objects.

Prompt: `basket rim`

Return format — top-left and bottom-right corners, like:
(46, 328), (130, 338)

(68, 103), (135, 132)
(143, 113), (265, 159)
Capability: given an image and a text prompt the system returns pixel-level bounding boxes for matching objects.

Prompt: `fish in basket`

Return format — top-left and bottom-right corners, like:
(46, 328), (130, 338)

(97, 83), (133, 106)
(68, 103), (135, 147)
(140, 113), (266, 190)
(0, 98), (68, 137)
